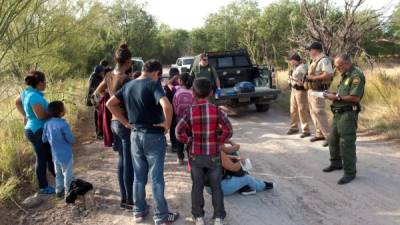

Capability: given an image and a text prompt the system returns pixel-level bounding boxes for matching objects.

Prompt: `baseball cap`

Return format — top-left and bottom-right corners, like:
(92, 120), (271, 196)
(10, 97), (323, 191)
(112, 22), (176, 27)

(288, 53), (301, 62)
(307, 42), (323, 51)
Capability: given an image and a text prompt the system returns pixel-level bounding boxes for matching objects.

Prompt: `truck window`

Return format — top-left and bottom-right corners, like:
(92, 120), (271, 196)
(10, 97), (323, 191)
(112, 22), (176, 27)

(218, 57), (234, 68)
(183, 58), (194, 65)
(208, 58), (217, 67)
(177, 59), (182, 66)
(235, 56), (250, 67)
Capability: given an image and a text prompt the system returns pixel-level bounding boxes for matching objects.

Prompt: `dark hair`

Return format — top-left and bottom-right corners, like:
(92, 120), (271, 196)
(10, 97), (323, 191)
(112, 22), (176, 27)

(25, 70), (46, 88)
(179, 72), (192, 89)
(132, 71), (141, 79)
(100, 59), (109, 67)
(48, 101), (65, 118)
(143, 59), (163, 76)
(114, 43), (132, 65)
(193, 78), (211, 99)
(104, 67), (113, 74)
(169, 67), (179, 78)
(336, 53), (352, 64)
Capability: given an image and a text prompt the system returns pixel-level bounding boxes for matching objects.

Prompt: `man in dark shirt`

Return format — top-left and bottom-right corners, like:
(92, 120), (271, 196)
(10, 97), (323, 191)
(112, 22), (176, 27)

(107, 60), (179, 225)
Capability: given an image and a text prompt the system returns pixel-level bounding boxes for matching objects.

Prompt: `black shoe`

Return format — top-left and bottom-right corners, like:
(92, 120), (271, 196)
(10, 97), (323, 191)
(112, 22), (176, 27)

(322, 141), (329, 147)
(310, 136), (325, 142)
(264, 181), (274, 190)
(338, 175), (356, 185)
(300, 133), (311, 138)
(322, 165), (343, 173)
(286, 129), (299, 135)
(239, 185), (256, 196)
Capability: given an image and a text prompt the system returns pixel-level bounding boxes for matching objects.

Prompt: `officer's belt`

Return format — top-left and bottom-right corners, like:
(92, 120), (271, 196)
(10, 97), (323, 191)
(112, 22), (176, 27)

(330, 105), (361, 114)
(292, 85), (306, 91)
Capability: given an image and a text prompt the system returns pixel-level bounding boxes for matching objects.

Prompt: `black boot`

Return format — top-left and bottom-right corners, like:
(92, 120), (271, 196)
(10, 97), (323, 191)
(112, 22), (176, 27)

(338, 175), (356, 185)
(322, 165), (343, 173)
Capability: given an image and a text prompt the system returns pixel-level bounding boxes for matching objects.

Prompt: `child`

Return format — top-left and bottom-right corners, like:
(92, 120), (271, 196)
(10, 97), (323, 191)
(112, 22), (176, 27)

(42, 101), (76, 198)
(165, 68), (180, 152)
(176, 78), (233, 225)
(173, 72), (193, 165)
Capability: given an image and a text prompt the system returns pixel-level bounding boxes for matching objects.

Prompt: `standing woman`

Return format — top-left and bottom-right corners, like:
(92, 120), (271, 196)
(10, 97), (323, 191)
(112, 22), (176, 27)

(16, 71), (55, 194)
(95, 43), (134, 210)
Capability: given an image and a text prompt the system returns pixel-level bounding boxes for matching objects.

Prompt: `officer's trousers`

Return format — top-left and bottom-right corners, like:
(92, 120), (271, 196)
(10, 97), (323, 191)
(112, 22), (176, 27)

(328, 111), (358, 176)
(307, 90), (330, 138)
(290, 89), (311, 133)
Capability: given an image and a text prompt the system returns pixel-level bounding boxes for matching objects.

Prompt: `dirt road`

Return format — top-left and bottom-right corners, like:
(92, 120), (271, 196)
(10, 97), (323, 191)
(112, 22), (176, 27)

(14, 106), (400, 225)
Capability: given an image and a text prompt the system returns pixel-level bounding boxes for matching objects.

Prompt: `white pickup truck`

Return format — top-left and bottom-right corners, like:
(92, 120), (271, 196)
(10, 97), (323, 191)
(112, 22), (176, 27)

(171, 56), (194, 73)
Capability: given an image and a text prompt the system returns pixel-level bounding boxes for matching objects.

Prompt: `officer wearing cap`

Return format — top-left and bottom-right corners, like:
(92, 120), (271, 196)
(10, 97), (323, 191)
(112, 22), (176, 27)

(286, 53), (311, 138)
(190, 53), (222, 97)
(323, 54), (365, 185)
(305, 42), (333, 147)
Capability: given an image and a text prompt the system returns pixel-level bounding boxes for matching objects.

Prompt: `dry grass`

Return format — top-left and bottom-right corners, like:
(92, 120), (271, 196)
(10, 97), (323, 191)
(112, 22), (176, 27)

(0, 78), (87, 202)
(275, 66), (400, 139)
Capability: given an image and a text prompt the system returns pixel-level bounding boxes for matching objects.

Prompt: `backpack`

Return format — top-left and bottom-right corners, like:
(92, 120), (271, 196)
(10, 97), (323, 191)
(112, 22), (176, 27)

(233, 81), (255, 93)
(66, 178), (94, 204)
(173, 87), (193, 118)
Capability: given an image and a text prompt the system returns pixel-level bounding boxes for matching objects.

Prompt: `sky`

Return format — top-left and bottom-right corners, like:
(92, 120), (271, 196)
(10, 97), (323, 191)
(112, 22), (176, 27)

(104, 0), (397, 30)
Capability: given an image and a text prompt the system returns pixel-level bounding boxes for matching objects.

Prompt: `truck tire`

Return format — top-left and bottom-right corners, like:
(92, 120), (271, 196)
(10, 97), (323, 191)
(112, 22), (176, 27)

(255, 104), (270, 112)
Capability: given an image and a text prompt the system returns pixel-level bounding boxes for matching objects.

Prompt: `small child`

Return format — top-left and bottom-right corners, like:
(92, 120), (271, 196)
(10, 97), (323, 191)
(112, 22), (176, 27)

(176, 78), (233, 225)
(165, 67), (180, 152)
(173, 72), (193, 165)
(42, 101), (76, 198)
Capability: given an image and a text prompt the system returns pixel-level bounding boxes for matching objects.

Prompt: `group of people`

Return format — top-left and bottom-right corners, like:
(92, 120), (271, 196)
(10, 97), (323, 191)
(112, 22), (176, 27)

(287, 41), (366, 185)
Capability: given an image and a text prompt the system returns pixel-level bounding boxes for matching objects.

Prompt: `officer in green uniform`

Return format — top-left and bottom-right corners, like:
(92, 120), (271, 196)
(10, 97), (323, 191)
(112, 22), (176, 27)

(323, 54), (365, 185)
(190, 53), (222, 97)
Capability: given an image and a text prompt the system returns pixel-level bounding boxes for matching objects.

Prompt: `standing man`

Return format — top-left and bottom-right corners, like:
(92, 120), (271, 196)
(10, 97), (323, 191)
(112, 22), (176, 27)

(306, 42), (333, 147)
(323, 54), (365, 185)
(107, 60), (179, 225)
(286, 53), (311, 138)
(190, 53), (222, 97)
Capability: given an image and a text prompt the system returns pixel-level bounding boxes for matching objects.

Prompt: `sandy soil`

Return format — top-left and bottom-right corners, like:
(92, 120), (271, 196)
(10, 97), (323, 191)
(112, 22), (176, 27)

(6, 106), (400, 225)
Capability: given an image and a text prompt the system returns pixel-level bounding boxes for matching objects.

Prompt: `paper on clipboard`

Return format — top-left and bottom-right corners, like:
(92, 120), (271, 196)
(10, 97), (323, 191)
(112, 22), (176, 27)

(311, 91), (325, 99)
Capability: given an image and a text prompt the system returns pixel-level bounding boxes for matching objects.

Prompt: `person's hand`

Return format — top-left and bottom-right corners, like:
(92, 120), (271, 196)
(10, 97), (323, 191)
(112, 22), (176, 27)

(124, 122), (133, 129)
(323, 92), (337, 101)
(153, 121), (170, 134)
(306, 75), (314, 81)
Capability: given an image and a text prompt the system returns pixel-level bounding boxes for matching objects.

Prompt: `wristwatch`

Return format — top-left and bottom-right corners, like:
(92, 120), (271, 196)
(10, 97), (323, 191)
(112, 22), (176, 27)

(336, 94), (342, 101)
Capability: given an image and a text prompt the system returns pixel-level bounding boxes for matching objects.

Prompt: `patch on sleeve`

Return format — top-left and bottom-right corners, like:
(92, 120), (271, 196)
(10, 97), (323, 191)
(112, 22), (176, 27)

(352, 78), (360, 85)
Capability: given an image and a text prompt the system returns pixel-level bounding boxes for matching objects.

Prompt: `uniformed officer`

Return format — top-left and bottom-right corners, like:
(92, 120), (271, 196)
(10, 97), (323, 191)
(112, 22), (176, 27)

(286, 53), (311, 138)
(306, 42), (333, 147)
(190, 53), (222, 97)
(323, 54), (365, 185)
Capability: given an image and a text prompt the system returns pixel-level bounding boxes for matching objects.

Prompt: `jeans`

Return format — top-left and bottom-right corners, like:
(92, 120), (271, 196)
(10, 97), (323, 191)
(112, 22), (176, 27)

(190, 155), (226, 219)
(176, 141), (185, 160)
(111, 120), (134, 205)
(169, 115), (177, 149)
(220, 175), (266, 196)
(131, 131), (169, 223)
(54, 159), (74, 194)
(25, 128), (55, 189)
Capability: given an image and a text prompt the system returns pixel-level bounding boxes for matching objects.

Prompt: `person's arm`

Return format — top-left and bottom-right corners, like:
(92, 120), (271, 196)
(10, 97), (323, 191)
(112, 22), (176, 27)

(166, 75), (179, 87)
(95, 80), (107, 96)
(15, 96), (27, 124)
(62, 122), (76, 144)
(153, 96), (173, 134)
(324, 74), (365, 103)
(217, 109), (233, 144)
(32, 104), (48, 120)
(221, 142), (240, 154)
(106, 96), (131, 128)
(175, 113), (191, 144)
(212, 67), (221, 89)
(221, 151), (241, 172)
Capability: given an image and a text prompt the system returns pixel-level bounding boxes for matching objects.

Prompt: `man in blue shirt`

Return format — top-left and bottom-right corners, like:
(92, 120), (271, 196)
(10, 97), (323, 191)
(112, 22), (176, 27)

(43, 101), (76, 197)
(107, 59), (179, 225)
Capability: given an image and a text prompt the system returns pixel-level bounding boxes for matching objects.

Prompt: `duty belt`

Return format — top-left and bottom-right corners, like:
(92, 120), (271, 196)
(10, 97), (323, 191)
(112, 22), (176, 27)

(293, 84), (306, 91)
(331, 105), (361, 114)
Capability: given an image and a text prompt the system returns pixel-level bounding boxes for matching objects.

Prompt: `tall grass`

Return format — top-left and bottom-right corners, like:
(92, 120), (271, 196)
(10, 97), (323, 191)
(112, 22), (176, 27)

(276, 66), (400, 139)
(0, 78), (87, 202)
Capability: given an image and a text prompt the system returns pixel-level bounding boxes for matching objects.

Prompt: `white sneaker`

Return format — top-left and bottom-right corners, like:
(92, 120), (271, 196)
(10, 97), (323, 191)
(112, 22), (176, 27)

(195, 217), (205, 225)
(214, 218), (227, 225)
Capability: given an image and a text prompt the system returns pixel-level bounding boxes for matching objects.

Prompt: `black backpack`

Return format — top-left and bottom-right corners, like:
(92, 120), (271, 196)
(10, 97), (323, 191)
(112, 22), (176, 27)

(66, 178), (94, 204)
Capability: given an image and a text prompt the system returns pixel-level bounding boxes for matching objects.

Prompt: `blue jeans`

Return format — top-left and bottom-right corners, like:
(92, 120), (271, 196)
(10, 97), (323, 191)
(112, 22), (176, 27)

(54, 159), (74, 194)
(221, 175), (266, 196)
(25, 128), (55, 189)
(111, 120), (134, 205)
(131, 131), (169, 223)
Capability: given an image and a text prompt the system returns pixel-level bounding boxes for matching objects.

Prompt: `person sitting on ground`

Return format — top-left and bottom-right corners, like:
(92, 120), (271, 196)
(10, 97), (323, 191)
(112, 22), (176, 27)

(176, 78), (233, 225)
(172, 72), (193, 165)
(165, 67), (180, 152)
(42, 101), (76, 198)
(220, 140), (274, 196)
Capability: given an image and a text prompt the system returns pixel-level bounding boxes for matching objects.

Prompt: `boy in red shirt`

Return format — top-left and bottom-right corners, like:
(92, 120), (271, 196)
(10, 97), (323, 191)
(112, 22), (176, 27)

(176, 78), (233, 225)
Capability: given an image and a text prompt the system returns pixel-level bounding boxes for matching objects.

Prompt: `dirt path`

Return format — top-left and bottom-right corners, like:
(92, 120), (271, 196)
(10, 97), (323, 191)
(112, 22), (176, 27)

(13, 106), (400, 225)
